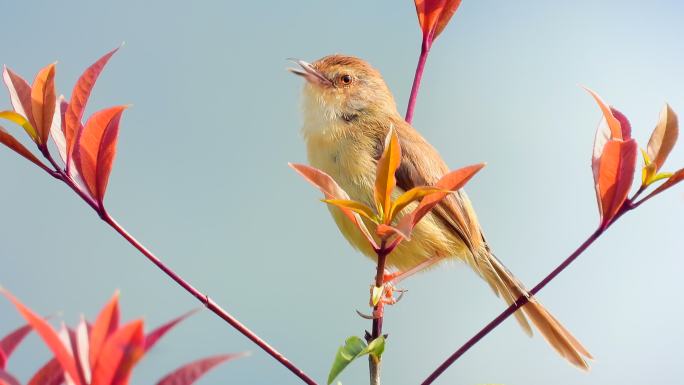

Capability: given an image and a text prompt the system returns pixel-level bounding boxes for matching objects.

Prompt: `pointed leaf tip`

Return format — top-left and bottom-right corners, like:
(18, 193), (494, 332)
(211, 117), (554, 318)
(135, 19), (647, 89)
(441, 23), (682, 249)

(3, 66), (35, 128)
(374, 128), (401, 220)
(414, 0), (463, 43)
(1, 289), (82, 385)
(88, 291), (120, 369)
(155, 353), (248, 385)
(31, 63), (57, 145)
(65, 47), (120, 165)
(73, 105), (127, 202)
(145, 308), (200, 351)
(646, 103), (678, 175)
(0, 324), (34, 368)
(584, 87), (624, 140)
(291, 163), (379, 249)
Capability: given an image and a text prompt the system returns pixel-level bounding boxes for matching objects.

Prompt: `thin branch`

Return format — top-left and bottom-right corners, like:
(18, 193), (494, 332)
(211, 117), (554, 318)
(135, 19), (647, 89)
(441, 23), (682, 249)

(39, 159), (319, 385)
(421, 197), (646, 384)
(368, 241), (389, 385)
(405, 41), (431, 124)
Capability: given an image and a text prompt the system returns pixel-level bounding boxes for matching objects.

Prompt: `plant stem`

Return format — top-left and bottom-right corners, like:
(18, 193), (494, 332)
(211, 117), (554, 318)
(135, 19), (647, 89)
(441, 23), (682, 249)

(44, 166), (319, 385)
(369, 241), (389, 385)
(405, 40), (431, 124)
(420, 227), (604, 384)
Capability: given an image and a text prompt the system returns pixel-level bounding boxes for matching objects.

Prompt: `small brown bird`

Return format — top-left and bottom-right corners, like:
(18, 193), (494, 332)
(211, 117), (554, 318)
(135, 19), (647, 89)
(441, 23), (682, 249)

(290, 54), (592, 369)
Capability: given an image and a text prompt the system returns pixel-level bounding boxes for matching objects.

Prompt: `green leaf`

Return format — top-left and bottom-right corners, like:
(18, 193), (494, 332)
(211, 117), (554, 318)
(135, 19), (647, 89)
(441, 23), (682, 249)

(327, 336), (366, 385)
(365, 335), (385, 358)
(327, 336), (386, 385)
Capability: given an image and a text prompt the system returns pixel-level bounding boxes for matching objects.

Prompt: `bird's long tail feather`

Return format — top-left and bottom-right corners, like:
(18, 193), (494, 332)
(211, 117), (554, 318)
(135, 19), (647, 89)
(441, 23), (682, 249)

(481, 251), (593, 370)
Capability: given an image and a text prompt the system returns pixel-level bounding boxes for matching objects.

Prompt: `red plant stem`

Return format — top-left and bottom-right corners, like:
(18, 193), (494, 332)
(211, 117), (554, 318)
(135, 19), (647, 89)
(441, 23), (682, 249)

(421, 227), (604, 385)
(42, 165), (319, 385)
(100, 214), (317, 385)
(405, 40), (431, 124)
(369, 241), (389, 385)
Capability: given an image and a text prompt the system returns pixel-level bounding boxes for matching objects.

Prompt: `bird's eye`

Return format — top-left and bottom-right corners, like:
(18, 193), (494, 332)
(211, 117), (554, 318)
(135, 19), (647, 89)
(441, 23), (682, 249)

(339, 74), (352, 85)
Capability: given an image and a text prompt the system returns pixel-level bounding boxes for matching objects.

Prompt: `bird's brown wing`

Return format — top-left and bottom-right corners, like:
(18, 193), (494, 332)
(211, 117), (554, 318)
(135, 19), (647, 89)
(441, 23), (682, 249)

(386, 117), (484, 256)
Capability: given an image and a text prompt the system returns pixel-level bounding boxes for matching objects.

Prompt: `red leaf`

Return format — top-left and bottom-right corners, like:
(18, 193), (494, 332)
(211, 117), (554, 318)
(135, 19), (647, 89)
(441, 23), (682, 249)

(0, 126), (51, 172)
(0, 289), (82, 385)
(65, 47), (119, 166)
(155, 353), (248, 385)
(95, 107), (126, 203)
(396, 163), (485, 239)
(28, 359), (65, 385)
(89, 291), (120, 369)
(289, 163), (379, 250)
(31, 63), (57, 145)
(585, 87), (624, 140)
(610, 107), (632, 140)
(596, 139), (637, 225)
(414, 0), (463, 43)
(0, 368), (21, 385)
(145, 309), (199, 352)
(90, 320), (145, 385)
(73, 106), (127, 201)
(2, 66), (35, 127)
(0, 324), (32, 368)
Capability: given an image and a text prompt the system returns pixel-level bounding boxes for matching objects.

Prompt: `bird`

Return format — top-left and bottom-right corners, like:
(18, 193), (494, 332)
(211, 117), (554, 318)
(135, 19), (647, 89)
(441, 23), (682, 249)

(289, 54), (592, 369)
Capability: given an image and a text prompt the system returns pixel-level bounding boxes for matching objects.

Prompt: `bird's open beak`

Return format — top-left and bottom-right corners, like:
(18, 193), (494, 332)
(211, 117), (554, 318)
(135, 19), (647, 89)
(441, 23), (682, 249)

(287, 59), (332, 86)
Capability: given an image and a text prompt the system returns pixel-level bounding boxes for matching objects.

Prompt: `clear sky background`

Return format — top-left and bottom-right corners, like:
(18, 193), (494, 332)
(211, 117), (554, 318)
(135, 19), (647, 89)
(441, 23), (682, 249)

(1, 1), (683, 384)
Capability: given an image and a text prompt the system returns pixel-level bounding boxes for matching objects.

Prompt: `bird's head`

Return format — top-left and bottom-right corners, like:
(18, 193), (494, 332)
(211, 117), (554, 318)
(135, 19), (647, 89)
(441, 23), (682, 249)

(289, 55), (399, 126)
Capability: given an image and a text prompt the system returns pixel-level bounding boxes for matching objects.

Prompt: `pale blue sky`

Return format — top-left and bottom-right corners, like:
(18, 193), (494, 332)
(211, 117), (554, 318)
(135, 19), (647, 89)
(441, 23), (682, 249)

(1, 1), (683, 384)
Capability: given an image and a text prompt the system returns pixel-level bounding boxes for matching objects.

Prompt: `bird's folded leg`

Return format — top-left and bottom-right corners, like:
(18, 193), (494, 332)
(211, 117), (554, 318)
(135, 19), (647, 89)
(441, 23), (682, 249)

(369, 276), (408, 311)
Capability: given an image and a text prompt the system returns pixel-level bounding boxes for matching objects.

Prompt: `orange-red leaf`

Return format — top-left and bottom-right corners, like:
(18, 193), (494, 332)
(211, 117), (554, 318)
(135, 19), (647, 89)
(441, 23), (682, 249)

(375, 223), (409, 240)
(388, 186), (446, 224)
(155, 353), (247, 385)
(0, 126), (51, 172)
(374, 129), (401, 218)
(3, 66), (35, 127)
(0, 289), (82, 385)
(289, 163), (379, 250)
(322, 199), (377, 222)
(95, 106), (125, 203)
(27, 359), (64, 385)
(73, 106), (127, 201)
(0, 368), (20, 385)
(585, 87), (624, 140)
(90, 320), (144, 385)
(31, 63), (56, 145)
(0, 324), (32, 369)
(396, 163), (485, 239)
(596, 139), (637, 225)
(89, 292), (120, 369)
(412, 163), (484, 226)
(414, 0), (463, 43)
(65, 48), (119, 164)
(144, 309), (198, 352)
(647, 104), (678, 173)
